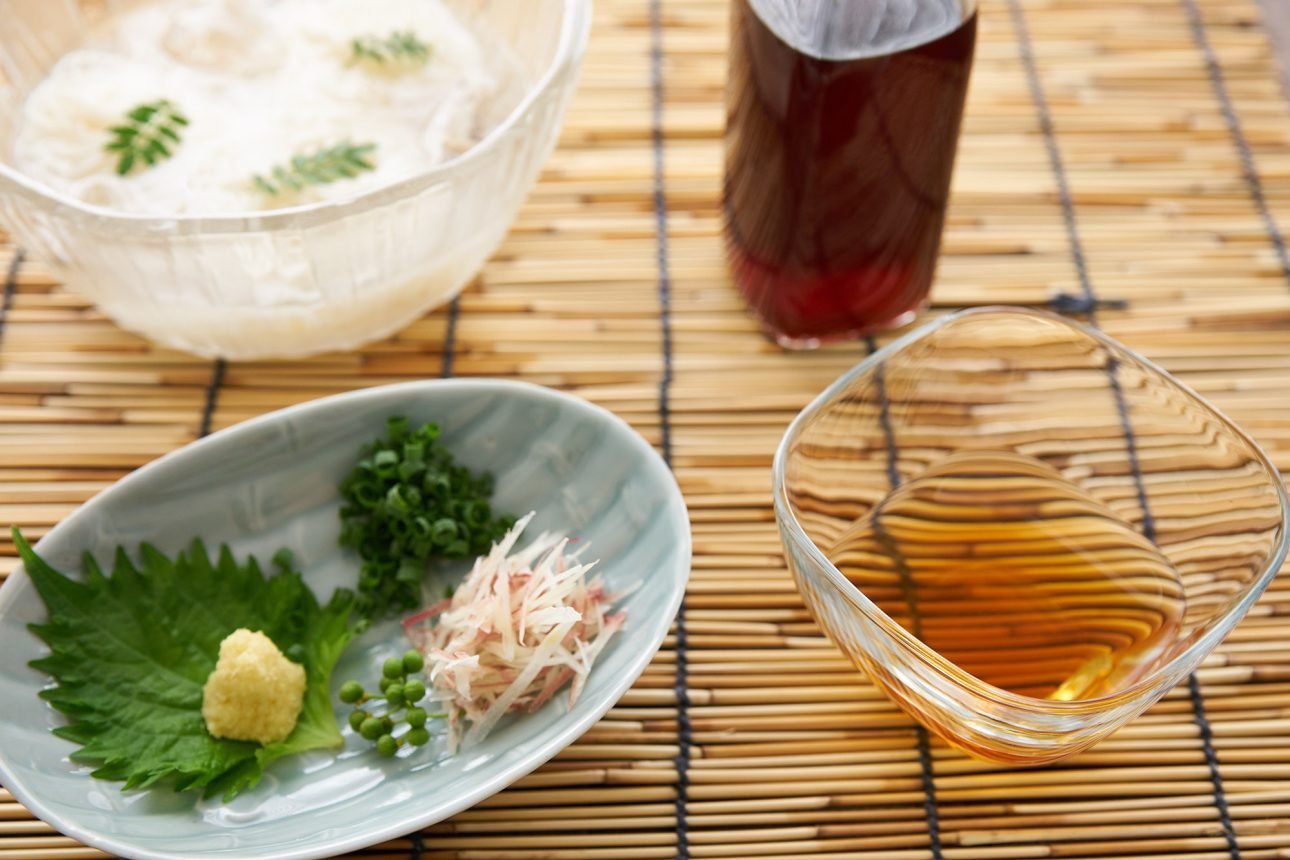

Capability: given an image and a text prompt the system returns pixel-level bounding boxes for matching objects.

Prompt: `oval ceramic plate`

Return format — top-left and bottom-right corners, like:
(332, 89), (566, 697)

(0, 380), (690, 860)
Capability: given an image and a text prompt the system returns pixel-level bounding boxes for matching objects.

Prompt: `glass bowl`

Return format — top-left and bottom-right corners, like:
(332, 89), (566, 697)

(774, 307), (1289, 764)
(0, 0), (589, 360)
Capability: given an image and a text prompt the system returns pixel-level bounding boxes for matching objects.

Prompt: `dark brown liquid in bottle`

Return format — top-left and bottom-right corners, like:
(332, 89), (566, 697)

(828, 452), (1186, 700)
(724, 1), (976, 345)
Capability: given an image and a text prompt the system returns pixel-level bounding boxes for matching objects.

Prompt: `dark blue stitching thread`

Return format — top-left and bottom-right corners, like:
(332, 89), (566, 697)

(1105, 356), (1159, 544)
(199, 359), (225, 439)
(1182, 0), (1290, 287)
(1181, 1), (1263, 854)
(441, 296), (462, 379)
(1047, 293), (1127, 317)
(649, 1), (689, 856)
(1006, 0), (1098, 323)
(0, 248), (23, 347)
(1009, 0), (1128, 318)
(1189, 672), (1241, 858)
(1010, 2), (1239, 855)
(867, 336), (944, 860)
(870, 339), (904, 494)
(426, 282), (460, 858)
(200, 146), (456, 860)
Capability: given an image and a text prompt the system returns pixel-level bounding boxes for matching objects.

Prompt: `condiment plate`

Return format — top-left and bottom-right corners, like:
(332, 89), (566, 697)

(0, 380), (690, 860)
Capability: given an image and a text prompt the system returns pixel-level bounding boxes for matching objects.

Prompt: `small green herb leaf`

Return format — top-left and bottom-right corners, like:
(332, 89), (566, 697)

(15, 529), (357, 801)
(105, 100), (188, 176)
(349, 31), (432, 67)
(252, 142), (377, 197)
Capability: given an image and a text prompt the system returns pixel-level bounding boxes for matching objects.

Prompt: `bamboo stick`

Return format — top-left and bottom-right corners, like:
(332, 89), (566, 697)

(0, 851), (112, 860)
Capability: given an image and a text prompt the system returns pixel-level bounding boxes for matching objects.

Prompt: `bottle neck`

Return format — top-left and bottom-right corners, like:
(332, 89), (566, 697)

(746, 0), (977, 62)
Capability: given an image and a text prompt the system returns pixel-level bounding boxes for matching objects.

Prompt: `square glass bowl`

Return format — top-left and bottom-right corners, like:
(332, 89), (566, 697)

(774, 308), (1288, 764)
(0, 0), (589, 360)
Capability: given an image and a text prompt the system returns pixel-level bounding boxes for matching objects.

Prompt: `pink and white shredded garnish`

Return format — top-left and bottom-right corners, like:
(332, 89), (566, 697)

(402, 512), (626, 751)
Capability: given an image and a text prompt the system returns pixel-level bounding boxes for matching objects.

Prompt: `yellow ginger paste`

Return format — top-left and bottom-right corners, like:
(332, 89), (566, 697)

(202, 628), (306, 745)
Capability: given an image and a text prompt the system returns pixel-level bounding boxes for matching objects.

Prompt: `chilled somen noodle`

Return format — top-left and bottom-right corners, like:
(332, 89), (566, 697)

(11, 0), (518, 215)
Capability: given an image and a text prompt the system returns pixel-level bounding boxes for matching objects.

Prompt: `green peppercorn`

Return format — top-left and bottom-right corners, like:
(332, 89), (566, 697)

(347, 654), (443, 759)
(360, 717), (384, 741)
(402, 650), (424, 673)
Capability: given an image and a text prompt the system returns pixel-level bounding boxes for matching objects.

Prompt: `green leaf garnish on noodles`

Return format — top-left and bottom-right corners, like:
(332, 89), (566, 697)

(252, 141), (377, 196)
(104, 100), (188, 176)
(15, 530), (357, 801)
(349, 31), (432, 67)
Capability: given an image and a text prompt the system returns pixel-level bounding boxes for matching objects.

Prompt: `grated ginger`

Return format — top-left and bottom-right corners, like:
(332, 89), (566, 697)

(403, 513), (626, 751)
(202, 628), (306, 746)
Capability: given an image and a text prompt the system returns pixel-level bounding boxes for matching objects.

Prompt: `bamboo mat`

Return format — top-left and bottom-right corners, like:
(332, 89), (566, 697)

(4, 0), (1290, 856)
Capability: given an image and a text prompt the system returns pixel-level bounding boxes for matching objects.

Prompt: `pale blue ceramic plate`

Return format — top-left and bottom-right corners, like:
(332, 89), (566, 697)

(0, 380), (690, 860)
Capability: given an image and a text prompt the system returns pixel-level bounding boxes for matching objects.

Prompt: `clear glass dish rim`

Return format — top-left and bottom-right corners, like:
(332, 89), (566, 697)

(0, 0), (592, 235)
(772, 305), (1290, 714)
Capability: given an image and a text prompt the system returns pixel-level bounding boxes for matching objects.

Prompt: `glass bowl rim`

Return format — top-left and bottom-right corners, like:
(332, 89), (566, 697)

(772, 306), (1290, 713)
(0, 0), (591, 234)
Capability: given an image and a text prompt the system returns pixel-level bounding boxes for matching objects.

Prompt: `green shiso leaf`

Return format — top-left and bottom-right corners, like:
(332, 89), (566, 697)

(15, 529), (357, 801)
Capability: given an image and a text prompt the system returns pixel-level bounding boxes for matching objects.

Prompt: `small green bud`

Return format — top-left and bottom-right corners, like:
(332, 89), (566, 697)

(403, 680), (426, 703)
(407, 727), (430, 747)
(405, 707), (427, 728)
(380, 715), (395, 734)
(383, 656), (404, 679)
(376, 734), (398, 757)
(338, 681), (364, 704)
(348, 709), (367, 731)
(402, 650), (424, 673)
(378, 676), (394, 693)
(385, 683), (404, 706)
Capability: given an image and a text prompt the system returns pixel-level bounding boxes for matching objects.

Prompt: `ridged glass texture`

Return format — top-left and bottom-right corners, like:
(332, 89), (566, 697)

(0, 0), (589, 359)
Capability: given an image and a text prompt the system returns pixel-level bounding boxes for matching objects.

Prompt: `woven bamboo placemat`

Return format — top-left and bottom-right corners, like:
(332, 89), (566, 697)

(4, 0), (1290, 856)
